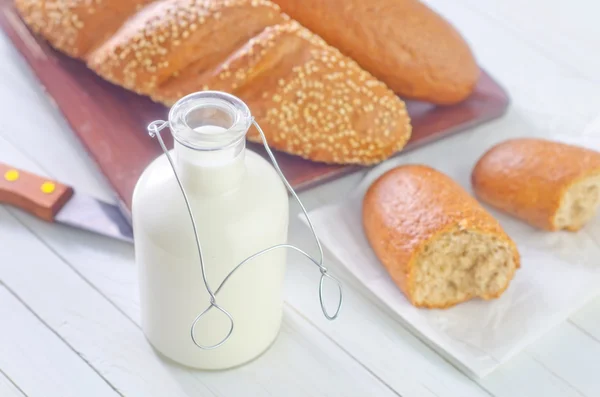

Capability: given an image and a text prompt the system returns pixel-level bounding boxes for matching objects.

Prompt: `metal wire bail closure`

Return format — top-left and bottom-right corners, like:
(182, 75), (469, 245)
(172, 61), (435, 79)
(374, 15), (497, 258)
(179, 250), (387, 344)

(319, 270), (343, 320)
(190, 301), (235, 350)
(147, 120), (168, 138)
(146, 101), (343, 350)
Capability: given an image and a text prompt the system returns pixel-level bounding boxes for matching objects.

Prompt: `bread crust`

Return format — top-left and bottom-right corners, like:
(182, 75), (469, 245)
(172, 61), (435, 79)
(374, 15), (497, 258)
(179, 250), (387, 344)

(472, 138), (600, 231)
(15, 0), (155, 58)
(87, 0), (286, 96)
(272, 0), (480, 104)
(17, 0), (412, 165)
(155, 21), (412, 164)
(363, 165), (520, 308)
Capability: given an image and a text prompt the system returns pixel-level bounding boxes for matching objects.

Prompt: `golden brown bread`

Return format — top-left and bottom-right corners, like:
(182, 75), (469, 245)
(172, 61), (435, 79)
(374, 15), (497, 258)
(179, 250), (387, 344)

(272, 0), (480, 104)
(363, 165), (519, 308)
(16, 0), (412, 165)
(154, 21), (411, 163)
(87, 0), (287, 96)
(15, 0), (155, 57)
(472, 138), (600, 231)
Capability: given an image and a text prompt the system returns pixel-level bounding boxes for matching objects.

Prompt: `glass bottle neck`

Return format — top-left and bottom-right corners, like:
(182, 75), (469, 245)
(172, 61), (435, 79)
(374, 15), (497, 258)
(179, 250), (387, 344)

(166, 91), (253, 195)
(175, 138), (246, 195)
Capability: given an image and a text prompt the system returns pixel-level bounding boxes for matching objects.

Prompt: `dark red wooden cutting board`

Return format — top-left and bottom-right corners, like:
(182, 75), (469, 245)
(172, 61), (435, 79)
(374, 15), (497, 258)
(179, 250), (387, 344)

(0, 1), (509, 210)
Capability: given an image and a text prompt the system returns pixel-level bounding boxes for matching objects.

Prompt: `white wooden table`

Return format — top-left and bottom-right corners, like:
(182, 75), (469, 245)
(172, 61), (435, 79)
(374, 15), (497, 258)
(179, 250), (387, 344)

(1, 1), (599, 396)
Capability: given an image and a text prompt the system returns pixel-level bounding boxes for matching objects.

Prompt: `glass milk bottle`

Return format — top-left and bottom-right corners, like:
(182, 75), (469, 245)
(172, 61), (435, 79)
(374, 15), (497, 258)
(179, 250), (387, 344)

(133, 91), (289, 369)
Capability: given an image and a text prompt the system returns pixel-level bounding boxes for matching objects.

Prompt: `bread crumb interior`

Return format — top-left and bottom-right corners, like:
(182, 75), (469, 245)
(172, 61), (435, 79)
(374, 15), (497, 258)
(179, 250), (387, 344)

(555, 174), (600, 231)
(413, 230), (516, 307)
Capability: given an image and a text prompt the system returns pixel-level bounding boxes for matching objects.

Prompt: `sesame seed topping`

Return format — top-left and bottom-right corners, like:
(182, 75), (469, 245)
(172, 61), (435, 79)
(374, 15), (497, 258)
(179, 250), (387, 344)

(208, 21), (411, 164)
(83, 0), (283, 94)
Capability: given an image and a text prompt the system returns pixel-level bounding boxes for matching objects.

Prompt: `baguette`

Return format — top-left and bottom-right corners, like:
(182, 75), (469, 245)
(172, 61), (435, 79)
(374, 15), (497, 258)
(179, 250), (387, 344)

(272, 0), (480, 104)
(363, 165), (519, 308)
(472, 138), (600, 231)
(16, 0), (412, 165)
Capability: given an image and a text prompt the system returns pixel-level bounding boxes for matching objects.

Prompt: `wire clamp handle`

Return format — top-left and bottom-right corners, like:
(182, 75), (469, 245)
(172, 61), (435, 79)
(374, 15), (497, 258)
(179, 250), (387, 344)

(146, 116), (343, 350)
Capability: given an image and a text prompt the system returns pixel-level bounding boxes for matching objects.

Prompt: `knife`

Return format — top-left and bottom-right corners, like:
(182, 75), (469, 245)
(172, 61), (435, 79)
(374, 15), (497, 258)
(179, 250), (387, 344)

(0, 162), (133, 243)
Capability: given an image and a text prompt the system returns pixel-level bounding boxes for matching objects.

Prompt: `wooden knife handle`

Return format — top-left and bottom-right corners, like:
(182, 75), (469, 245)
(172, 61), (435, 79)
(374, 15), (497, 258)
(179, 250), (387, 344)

(0, 163), (74, 222)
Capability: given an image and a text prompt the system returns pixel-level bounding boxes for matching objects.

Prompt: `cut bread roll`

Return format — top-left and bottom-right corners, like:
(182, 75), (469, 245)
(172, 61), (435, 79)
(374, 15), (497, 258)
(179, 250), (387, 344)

(363, 165), (520, 309)
(472, 138), (600, 231)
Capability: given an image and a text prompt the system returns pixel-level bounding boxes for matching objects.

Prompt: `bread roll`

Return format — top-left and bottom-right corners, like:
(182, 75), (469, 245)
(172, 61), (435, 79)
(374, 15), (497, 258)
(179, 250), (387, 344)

(16, 0), (412, 165)
(363, 165), (519, 308)
(272, 0), (480, 104)
(472, 138), (600, 231)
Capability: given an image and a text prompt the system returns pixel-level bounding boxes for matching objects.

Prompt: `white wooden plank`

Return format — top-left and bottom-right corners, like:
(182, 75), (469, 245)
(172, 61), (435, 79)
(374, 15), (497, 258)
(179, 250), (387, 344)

(0, 206), (400, 397)
(0, 372), (25, 397)
(0, 286), (118, 397)
(570, 297), (600, 342)
(525, 323), (600, 397)
(210, 306), (400, 397)
(480, 354), (585, 397)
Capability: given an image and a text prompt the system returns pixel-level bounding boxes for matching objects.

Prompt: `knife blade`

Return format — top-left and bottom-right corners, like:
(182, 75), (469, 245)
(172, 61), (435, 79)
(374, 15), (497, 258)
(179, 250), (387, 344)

(0, 162), (133, 243)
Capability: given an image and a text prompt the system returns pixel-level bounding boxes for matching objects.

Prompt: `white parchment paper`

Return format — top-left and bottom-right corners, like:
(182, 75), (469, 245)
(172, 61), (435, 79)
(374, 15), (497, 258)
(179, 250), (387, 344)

(306, 124), (600, 378)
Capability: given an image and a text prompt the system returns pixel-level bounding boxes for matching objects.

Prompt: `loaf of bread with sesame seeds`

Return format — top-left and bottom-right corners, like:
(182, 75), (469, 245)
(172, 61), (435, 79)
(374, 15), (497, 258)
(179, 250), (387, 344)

(15, 0), (412, 165)
(272, 0), (480, 105)
(154, 21), (412, 163)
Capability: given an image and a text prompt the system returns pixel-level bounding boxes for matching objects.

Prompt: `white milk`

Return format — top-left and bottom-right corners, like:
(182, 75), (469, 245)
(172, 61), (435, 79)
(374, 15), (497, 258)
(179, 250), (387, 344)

(133, 92), (289, 369)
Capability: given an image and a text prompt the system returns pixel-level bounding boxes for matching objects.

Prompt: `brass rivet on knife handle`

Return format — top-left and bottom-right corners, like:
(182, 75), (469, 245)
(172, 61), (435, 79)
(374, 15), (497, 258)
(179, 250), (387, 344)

(0, 163), (74, 222)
